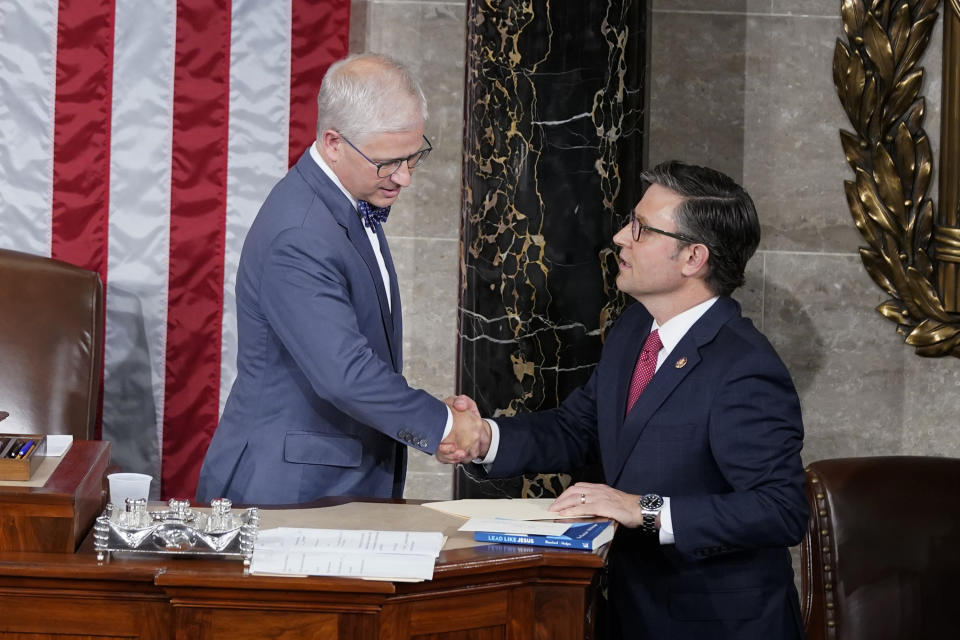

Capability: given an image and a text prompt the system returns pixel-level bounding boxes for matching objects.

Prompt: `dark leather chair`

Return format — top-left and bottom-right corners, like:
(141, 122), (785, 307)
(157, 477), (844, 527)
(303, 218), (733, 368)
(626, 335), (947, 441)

(0, 248), (103, 439)
(801, 456), (960, 640)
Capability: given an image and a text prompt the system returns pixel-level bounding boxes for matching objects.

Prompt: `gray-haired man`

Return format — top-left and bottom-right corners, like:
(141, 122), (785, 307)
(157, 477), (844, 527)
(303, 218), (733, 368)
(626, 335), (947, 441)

(197, 54), (484, 505)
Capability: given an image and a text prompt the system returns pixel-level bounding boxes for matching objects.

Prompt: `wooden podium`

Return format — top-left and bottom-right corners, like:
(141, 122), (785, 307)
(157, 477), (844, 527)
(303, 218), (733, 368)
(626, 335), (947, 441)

(0, 496), (607, 640)
(0, 440), (110, 552)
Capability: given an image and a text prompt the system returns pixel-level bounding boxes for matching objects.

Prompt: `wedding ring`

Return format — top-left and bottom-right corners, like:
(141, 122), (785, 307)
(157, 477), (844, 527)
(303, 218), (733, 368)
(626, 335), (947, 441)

(579, 493), (586, 505)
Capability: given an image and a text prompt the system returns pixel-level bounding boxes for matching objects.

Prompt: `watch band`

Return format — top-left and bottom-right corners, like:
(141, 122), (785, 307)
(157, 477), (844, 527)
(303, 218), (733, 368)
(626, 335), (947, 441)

(638, 493), (663, 533)
(641, 512), (657, 532)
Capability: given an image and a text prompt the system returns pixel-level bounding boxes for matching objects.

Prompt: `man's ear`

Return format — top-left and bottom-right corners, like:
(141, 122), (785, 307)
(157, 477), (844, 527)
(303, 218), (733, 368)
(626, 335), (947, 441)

(319, 129), (341, 163)
(682, 243), (710, 277)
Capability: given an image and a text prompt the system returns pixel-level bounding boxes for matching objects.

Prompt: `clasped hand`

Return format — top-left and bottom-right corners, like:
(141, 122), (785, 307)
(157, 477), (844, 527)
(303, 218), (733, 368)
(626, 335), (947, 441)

(435, 395), (490, 464)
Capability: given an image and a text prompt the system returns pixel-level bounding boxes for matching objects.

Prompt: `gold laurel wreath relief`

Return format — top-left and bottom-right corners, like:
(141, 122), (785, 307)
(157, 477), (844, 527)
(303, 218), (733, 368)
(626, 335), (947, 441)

(835, 0), (960, 357)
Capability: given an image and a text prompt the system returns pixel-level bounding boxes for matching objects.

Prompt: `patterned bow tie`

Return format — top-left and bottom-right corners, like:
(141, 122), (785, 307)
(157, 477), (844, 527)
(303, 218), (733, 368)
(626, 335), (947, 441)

(357, 200), (390, 231)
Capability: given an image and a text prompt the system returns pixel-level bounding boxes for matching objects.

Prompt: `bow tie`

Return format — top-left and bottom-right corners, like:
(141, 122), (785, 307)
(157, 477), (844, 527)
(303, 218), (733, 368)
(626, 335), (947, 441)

(357, 200), (390, 231)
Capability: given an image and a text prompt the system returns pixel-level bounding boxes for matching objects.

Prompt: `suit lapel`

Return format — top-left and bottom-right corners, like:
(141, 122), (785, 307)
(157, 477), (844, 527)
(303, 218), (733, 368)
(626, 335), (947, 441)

(598, 310), (653, 480)
(608, 297), (740, 486)
(349, 224), (398, 371)
(376, 224), (403, 371)
(293, 151), (400, 371)
(611, 313), (652, 429)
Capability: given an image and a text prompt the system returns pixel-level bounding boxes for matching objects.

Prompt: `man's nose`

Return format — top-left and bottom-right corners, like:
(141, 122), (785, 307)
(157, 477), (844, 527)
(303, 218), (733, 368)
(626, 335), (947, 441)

(612, 222), (631, 247)
(390, 164), (413, 187)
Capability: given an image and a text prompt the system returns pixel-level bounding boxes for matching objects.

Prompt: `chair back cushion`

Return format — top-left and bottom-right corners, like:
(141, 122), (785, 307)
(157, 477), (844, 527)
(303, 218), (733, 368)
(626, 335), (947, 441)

(0, 249), (103, 439)
(801, 456), (960, 640)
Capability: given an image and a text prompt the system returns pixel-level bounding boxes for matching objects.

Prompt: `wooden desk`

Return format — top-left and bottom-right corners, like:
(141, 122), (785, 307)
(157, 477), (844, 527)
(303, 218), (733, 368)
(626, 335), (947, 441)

(0, 500), (606, 640)
(0, 440), (110, 552)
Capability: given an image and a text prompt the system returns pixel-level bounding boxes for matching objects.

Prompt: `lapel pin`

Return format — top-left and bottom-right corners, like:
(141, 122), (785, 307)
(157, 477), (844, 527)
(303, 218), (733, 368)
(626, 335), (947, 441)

(674, 357), (687, 369)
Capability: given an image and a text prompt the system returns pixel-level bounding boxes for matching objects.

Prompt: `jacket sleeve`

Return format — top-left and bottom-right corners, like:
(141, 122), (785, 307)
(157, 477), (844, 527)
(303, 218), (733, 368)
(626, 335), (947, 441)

(669, 347), (808, 560)
(484, 306), (646, 478)
(258, 226), (448, 452)
(487, 369), (602, 477)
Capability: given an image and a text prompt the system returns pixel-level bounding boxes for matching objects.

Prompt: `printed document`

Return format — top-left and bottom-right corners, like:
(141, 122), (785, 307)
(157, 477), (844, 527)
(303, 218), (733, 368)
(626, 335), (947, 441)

(250, 527), (445, 581)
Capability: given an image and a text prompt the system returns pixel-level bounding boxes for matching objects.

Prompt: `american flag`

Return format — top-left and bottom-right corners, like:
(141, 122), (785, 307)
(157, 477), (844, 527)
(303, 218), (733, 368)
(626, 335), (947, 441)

(0, 0), (350, 499)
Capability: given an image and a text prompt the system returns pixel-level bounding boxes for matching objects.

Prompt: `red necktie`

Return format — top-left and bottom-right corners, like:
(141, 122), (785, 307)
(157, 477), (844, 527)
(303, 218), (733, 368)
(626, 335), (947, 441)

(626, 330), (662, 414)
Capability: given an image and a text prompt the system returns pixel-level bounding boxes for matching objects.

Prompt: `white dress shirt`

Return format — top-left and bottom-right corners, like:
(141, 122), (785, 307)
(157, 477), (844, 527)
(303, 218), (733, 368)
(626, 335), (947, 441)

(310, 142), (391, 310)
(309, 142), (453, 439)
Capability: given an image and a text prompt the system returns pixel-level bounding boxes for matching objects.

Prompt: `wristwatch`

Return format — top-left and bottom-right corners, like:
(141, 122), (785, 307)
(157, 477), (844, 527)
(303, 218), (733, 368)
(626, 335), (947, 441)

(638, 493), (663, 533)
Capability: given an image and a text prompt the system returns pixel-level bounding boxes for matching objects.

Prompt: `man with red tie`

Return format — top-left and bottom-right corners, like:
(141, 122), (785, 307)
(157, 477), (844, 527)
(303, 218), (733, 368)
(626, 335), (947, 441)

(444, 160), (807, 639)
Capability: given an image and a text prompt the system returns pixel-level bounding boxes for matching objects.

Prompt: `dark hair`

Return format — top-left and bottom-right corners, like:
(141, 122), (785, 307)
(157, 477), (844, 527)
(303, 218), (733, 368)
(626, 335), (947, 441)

(639, 160), (760, 296)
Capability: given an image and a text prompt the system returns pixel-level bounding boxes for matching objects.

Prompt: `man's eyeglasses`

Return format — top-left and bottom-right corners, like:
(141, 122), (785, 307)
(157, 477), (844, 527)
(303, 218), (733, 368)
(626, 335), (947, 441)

(339, 133), (432, 178)
(631, 215), (699, 244)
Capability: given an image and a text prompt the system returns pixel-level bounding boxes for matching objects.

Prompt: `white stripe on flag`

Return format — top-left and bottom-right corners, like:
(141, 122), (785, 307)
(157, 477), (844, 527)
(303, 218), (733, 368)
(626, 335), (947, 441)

(102, 0), (178, 489)
(221, 0), (294, 415)
(0, 0), (57, 255)
(0, 0), (348, 496)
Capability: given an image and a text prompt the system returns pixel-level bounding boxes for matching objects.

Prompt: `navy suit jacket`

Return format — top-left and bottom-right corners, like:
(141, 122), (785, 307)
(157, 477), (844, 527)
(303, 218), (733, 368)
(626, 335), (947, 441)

(196, 150), (447, 505)
(489, 297), (807, 639)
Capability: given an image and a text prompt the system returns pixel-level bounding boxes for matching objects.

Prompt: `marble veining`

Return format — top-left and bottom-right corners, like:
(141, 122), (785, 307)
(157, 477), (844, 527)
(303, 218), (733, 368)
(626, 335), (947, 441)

(457, 0), (646, 497)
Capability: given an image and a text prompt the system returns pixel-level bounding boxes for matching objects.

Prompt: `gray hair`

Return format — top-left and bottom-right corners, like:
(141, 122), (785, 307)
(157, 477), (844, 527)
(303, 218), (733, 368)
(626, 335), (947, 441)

(316, 54), (428, 143)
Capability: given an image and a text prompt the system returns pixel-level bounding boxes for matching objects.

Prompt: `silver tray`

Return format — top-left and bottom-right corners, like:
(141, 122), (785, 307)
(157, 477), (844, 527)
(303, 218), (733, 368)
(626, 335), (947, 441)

(94, 498), (259, 568)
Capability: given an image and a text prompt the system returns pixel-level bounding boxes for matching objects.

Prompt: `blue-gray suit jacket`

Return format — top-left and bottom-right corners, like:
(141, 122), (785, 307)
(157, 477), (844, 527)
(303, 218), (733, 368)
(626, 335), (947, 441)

(488, 297), (807, 639)
(196, 150), (447, 505)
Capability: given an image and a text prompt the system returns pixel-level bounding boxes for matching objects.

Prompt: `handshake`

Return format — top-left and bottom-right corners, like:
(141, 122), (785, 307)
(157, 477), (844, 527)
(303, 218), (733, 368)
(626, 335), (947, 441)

(436, 395), (490, 464)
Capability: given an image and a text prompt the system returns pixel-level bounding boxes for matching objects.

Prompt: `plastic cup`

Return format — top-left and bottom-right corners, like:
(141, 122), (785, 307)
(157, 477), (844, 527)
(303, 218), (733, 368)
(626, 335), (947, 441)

(107, 472), (152, 507)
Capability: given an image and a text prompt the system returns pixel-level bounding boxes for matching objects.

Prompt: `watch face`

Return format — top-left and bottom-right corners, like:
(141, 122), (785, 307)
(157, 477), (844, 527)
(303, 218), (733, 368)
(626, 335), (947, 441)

(641, 494), (663, 510)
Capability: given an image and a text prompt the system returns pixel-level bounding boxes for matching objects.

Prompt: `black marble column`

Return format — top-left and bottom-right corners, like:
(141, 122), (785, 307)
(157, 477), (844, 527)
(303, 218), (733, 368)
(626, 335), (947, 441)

(456, 0), (647, 498)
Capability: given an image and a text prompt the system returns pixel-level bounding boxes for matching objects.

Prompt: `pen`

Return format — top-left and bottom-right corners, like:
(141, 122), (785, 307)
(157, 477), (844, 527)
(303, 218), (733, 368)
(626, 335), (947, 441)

(15, 440), (33, 459)
(7, 440), (23, 458)
(19, 441), (36, 459)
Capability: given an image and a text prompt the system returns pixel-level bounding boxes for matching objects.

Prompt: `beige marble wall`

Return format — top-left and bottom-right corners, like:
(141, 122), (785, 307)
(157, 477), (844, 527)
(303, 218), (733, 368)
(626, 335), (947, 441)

(353, 0), (959, 501)
(650, 0), (959, 469)
(350, 0), (466, 499)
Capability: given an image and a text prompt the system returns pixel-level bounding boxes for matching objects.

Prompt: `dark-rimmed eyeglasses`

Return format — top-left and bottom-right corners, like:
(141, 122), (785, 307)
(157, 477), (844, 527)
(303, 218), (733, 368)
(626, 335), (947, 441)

(631, 215), (699, 244)
(339, 133), (432, 178)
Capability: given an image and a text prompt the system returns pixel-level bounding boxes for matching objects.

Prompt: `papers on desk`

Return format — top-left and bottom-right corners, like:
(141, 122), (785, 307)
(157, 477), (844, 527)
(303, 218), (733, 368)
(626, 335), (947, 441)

(423, 498), (580, 520)
(249, 527), (445, 582)
(458, 518), (573, 536)
(43, 435), (73, 457)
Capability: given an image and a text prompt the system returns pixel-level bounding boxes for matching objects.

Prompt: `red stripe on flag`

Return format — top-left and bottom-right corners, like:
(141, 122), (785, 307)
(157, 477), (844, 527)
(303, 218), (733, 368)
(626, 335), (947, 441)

(51, 0), (115, 442)
(162, 0), (231, 499)
(50, 0), (115, 282)
(289, 0), (351, 166)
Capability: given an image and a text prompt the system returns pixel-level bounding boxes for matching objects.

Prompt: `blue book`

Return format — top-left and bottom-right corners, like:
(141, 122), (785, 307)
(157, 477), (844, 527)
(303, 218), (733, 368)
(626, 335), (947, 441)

(473, 521), (614, 551)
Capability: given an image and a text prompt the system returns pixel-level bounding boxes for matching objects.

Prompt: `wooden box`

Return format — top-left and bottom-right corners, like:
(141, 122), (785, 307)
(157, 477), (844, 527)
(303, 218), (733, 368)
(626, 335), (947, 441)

(0, 440), (110, 552)
(0, 434), (46, 480)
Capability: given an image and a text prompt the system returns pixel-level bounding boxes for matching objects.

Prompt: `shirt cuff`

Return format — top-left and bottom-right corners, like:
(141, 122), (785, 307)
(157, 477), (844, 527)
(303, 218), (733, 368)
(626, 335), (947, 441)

(441, 406), (453, 440)
(658, 496), (675, 545)
(476, 419), (500, 465)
